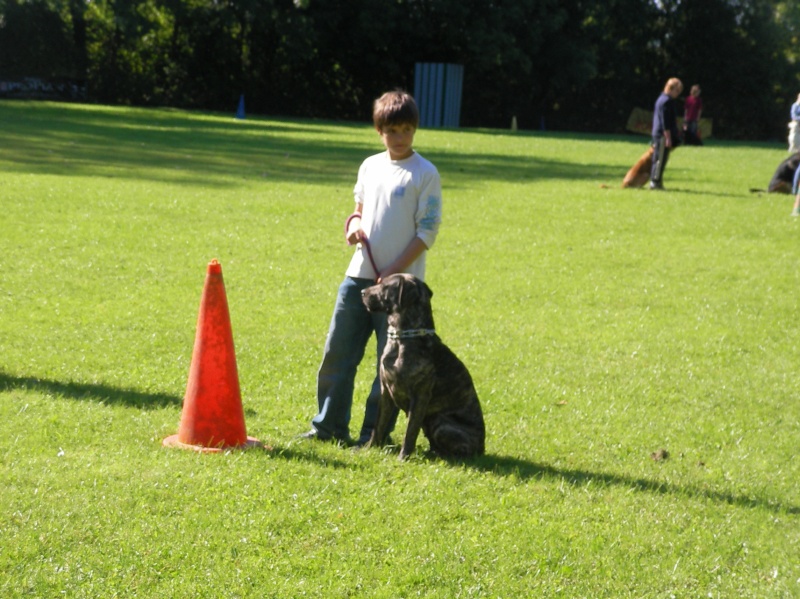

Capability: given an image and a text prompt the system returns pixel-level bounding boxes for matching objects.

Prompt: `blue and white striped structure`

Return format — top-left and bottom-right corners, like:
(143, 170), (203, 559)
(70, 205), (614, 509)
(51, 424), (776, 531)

(414, 63), (463, 129)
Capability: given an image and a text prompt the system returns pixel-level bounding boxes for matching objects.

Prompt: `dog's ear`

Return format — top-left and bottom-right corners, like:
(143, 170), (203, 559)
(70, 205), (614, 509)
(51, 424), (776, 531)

(402, 276), (432, 307)
(421, 280), (433, 301)
(411, 279), (432, 306)
(395, 275), (406, 307)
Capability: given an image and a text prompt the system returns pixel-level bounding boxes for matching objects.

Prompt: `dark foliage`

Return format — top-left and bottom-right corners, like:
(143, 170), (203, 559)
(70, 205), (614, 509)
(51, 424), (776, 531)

(1, 0), (798, 139)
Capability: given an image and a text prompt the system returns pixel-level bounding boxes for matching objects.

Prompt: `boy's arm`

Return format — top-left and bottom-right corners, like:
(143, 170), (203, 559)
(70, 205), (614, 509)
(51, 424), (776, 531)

(379, 168), (441, 280)
(345, 202), (364, 245)
(377, 237), (428, 282)
(665, 101), (677, 147)
(345, 203), (428, 281)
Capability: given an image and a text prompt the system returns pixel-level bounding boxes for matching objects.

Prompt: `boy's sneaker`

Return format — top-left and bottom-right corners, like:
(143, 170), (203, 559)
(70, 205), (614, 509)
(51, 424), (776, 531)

(791, 208), (800, 217)
(649, 181), (664, 191)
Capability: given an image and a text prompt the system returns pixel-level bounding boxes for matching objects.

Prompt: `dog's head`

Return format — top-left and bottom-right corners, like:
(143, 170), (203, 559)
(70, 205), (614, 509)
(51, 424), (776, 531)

(362, 274), (433, 318)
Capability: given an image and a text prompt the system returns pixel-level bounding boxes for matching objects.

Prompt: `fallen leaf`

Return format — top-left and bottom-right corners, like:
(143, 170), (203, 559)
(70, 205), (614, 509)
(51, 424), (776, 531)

(650, 448), (669, 461)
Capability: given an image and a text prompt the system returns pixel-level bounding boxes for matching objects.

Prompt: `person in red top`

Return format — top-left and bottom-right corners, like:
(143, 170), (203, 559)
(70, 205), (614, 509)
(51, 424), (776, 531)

(683, 84), (703, 146)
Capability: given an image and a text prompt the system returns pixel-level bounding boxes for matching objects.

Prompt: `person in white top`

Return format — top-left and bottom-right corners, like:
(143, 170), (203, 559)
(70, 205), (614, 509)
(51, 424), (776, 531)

(301, 90), (442, 445)
(789, 93), (800, 153)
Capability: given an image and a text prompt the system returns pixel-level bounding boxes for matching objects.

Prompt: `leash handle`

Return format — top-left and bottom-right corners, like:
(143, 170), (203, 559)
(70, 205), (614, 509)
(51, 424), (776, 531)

(344, 212), (381, 280)
(344, 212), (362, 238)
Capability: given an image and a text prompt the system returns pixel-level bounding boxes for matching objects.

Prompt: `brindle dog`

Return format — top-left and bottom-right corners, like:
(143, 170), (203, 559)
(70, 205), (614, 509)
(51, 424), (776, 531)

(361, 274), (485, 460)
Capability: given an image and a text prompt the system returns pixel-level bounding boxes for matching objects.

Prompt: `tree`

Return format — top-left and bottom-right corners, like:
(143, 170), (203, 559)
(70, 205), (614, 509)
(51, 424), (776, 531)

(4, 0), (799, 139)
(0, 0), (80, 80)
(665, 0), (792, 138)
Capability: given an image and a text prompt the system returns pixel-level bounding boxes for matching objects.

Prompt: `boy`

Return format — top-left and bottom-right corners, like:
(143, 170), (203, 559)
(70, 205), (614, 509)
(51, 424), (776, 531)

(650, 77), (683, 190)
(301, 90), (442, 445)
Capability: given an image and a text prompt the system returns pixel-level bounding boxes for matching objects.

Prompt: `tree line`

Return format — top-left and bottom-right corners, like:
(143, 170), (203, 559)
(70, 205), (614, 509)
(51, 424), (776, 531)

(1, 0), (799, 140)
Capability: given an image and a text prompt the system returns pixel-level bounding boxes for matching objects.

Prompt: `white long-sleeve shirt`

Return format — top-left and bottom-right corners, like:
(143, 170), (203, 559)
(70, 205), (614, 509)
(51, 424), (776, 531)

(346, 150), (442, 280)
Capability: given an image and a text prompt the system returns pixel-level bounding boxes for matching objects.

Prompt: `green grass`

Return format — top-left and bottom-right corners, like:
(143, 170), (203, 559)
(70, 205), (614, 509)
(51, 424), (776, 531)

(1, 100), (798, 598)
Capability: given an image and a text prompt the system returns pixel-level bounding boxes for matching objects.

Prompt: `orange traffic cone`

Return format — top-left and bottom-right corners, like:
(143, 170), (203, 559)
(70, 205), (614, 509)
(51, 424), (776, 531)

(163, 259), (262, 452)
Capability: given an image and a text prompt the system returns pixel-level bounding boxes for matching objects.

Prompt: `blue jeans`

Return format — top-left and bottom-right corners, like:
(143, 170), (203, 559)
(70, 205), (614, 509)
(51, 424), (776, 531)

(793, 162), (800, 195)
(313, 277), (396, 442)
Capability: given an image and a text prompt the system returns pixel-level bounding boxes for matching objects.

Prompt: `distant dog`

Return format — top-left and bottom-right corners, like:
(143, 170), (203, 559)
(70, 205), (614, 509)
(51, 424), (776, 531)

(361, 274), (485, 460)
(765, 152), (800, 193)
(622, 146), (654, 188)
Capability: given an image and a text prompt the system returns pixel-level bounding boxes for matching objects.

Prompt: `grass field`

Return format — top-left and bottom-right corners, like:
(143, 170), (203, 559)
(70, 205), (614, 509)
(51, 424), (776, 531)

(1, 100), (798, 598)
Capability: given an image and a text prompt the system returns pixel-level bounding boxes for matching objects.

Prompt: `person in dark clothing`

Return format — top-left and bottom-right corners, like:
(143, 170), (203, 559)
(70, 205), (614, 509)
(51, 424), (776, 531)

(650, 77), (683, 190)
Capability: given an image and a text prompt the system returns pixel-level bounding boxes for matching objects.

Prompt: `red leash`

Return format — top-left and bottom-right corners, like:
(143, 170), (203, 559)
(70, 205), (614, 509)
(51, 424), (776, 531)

(345, 213), (381, 280)
(360, 236), (381, 280)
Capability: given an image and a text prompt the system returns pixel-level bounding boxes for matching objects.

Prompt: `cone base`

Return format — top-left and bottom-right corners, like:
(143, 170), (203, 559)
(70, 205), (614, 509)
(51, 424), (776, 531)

(162, 434), (263, 453)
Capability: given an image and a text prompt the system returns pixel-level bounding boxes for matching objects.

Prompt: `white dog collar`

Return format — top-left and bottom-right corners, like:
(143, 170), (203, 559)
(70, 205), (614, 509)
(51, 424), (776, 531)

(387, 327), (436, 340)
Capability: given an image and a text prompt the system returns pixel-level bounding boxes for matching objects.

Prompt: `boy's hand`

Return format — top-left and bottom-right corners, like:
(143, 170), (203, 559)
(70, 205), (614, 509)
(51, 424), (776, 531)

(345, 212), (363, 245)
(346, 228), (363, 245)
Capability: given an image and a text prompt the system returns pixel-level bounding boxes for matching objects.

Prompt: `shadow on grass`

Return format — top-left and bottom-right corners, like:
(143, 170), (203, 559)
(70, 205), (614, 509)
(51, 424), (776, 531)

(464, 453), (800, 515)
(265, 444), (359, 471)
(0, 100), (623, 187)
(4, 367), (794, 515)
(0, 371), (182, 409)
(259, 441), (799, 515)
(615, 186), (754, 199)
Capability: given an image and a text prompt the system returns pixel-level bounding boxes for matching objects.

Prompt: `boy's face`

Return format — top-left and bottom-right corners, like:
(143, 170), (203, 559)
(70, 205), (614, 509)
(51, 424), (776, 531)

(378, 123), (416, 160)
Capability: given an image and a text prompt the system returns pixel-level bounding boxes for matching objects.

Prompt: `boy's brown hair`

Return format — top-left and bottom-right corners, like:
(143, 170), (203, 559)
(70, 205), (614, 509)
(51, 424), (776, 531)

(373, 90), (419, 131)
